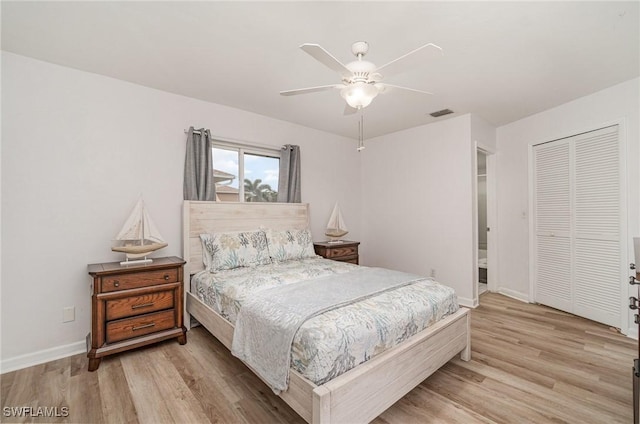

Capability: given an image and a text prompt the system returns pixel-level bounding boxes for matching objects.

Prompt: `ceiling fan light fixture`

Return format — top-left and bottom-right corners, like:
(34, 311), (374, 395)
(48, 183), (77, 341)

(340, 82), (378, 109)
(282, 41), (443, 113)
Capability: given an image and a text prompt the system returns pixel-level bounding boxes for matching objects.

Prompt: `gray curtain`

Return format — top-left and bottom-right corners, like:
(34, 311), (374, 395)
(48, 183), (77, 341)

(277, 144), (301, 203)
(183, 127), (216, 201)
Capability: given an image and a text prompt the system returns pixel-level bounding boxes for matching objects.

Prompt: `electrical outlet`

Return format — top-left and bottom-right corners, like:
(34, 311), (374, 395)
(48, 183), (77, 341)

(63, 306), (75, 323)
(430, 268), (436, 278)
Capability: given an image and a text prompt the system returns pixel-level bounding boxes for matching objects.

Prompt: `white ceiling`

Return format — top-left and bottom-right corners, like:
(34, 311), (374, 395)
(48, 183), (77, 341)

(2, 1), (638, 139)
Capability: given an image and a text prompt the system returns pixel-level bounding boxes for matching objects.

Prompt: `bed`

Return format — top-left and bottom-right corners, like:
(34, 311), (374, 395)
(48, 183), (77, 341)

(183, 201), (470, 424)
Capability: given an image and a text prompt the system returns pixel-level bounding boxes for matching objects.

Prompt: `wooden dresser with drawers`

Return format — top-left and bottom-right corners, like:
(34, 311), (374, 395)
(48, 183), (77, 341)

(313, 240), (360, 264)
(87, 256), (186, 371)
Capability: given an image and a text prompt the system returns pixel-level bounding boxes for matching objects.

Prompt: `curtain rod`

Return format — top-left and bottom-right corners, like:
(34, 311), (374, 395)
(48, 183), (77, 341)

(183, 129), (282, 151)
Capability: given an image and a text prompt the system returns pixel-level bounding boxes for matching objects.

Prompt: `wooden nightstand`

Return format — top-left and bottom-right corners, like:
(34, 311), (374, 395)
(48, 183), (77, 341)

(314, 241), (360, 264)
(87, 256), (186, 371)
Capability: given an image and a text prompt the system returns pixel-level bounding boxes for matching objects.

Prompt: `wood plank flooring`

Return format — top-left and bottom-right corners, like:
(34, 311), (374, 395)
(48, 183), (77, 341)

(1, 293), (635, 423)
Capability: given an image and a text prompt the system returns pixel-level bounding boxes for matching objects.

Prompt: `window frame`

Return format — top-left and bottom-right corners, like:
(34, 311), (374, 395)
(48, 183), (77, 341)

(212, 140), (281, 203)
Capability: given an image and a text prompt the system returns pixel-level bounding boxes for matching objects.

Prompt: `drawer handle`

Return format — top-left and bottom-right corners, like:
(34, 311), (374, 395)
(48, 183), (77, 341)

(164, 274), (170, 281)
(132, 323), (155, 331)
(131, 302), (154, 310)
(113, 280), (120, 287)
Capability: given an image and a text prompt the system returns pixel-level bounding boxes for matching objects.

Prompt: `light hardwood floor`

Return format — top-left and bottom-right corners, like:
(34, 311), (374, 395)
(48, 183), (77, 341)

(1, 293), (635, 423)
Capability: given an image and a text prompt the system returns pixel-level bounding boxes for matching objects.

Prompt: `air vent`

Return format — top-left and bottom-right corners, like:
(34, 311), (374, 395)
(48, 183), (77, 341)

(429, 108), (454, 117)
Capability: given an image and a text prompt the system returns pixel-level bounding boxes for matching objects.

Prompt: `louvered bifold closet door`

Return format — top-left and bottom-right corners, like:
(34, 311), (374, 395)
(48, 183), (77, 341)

(534, 140), (572, 312)
(573, 125), (620, 327)
(533, 125), (621, 328)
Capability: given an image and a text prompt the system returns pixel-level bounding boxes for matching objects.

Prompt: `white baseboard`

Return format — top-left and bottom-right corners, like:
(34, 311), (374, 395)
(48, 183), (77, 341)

(496, 287), (530, 303)
(1, 340), (86, 374)
(627, 326), (639, 340)
(458, 296), (478, 309)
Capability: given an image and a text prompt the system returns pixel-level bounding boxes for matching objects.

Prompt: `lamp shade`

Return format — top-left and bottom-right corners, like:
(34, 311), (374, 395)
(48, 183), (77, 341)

(340, 82), (378, 109)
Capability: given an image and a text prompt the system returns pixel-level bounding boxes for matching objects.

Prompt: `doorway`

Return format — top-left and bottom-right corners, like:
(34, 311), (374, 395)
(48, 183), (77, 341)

(475, 145), (496, 305)
(477, 151), (488, 296)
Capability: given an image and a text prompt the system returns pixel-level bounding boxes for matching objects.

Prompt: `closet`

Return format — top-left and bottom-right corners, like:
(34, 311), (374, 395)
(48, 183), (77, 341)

(532, 125), (623, 328)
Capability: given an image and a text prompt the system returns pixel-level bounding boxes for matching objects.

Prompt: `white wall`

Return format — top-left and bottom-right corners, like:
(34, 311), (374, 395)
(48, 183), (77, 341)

(496, 78), (639, 324)
(360, 114), (477, 306)
(471, 114), (497, 152)
(0, 52), (362, 370)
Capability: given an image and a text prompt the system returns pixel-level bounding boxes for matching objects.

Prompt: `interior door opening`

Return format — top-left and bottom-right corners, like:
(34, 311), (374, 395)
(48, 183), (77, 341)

(477, 150), (488, 297)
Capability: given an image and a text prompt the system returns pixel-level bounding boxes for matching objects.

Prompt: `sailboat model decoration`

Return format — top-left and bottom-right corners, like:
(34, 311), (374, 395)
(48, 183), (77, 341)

(325, 203), (348, 243)
(111, 198), (168, 265)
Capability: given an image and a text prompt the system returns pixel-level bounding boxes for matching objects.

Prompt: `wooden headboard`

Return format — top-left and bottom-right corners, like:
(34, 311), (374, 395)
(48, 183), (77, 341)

(182, 201), (310, 276)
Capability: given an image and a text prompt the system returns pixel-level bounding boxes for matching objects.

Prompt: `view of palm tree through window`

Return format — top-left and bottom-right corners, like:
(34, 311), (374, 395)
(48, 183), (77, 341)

(212, 147), (279, 202)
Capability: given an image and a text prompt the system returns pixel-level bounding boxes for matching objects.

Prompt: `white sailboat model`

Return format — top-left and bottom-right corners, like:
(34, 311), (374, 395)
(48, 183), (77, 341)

(111, 198), (168, 265)
(325, 203), (348, 243)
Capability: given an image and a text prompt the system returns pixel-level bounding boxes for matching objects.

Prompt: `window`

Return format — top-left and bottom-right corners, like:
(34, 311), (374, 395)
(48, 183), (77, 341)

(212, 144), (280, 202)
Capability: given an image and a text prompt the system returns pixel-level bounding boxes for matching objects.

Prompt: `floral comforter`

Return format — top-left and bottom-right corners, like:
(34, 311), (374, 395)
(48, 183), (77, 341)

(191, 257), (459, 386)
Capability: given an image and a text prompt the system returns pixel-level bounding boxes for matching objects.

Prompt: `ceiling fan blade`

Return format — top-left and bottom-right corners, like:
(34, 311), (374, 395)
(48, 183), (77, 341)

(378, 83), (434, 96)
(343, 104), (358, 115)
(374, 43), (443, 78)
(300, 44), (351, 77)
(280, 84), (342, 96)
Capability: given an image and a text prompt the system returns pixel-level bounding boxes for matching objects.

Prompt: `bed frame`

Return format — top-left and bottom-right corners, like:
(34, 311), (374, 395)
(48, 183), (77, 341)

(183, 200), (470, 424)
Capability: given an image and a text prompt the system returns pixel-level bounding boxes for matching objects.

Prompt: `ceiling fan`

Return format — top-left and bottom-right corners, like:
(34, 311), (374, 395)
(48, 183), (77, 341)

(280, 41), (443, 114)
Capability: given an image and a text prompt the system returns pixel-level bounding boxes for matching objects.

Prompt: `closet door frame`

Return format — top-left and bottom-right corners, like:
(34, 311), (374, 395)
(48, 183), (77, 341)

(527, 118), (628, 333)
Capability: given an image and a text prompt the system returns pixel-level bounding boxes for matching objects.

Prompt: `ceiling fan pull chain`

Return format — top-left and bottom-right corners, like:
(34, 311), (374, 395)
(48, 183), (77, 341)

(357, 113), (365, 152)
